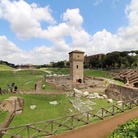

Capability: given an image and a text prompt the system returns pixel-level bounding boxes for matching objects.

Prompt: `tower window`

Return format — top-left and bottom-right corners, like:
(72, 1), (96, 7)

(76, 65), (78, 69)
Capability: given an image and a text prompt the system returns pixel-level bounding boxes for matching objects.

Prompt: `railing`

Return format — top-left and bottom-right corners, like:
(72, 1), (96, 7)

(0, 98), (138, 138)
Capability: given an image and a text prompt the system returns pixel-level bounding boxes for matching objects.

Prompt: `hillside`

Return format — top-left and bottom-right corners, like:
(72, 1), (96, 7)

(0, 64), (14, 70)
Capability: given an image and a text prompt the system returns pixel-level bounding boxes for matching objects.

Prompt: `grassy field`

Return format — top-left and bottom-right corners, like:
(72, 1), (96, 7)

(0, 67), (113, 91)
(0, 93), (116, 137)
(0, 69), (56, 91)
(42, 67), (70, 75)
(0, 66), (118, 136)
(0, 93), (115, 127)
(0, 64), (14, 71)
(84, 69), (111, 78)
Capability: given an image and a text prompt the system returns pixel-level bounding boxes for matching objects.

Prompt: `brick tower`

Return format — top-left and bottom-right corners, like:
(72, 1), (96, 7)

(69, 50), (84, 83)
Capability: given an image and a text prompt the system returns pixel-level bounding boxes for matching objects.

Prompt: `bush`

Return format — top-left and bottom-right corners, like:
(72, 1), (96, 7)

(109, 118), (138, 138)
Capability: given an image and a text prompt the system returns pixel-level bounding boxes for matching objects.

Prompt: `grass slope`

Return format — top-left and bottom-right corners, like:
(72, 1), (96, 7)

(0, 94), (115, 127)
(0, 64), (14, 71)
(84, 69), (110, 78)
(0, 69), (56, 91)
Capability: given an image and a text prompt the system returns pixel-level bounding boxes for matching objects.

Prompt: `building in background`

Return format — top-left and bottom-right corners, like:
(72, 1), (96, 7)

(84, 53), (105, 68)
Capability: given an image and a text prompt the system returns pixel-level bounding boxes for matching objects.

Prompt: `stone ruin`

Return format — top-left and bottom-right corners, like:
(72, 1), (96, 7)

(46, 75), (107, 91)
(0, 96), (24, 114)
(114, 69), (138, 87)
(68, 88), (113, 113)
(72, 88), (107, 99)
(0, 96), (24, 137)
(69, 98), (93, 112)
(104, 83), (138, 101)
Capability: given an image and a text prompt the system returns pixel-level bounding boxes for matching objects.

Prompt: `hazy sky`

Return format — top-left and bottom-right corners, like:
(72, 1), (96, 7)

(0, 0), (137, 65)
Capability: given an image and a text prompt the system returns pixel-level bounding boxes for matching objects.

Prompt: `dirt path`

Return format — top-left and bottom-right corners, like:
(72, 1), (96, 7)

(36, 80), (42, 91)
(49, 108), (138, 138)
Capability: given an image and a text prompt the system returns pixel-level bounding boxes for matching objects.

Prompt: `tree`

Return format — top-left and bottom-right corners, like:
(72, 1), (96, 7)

(126, 55), (137, 67)
(56, 61), (65, 68)
(102, 52), (121, 68)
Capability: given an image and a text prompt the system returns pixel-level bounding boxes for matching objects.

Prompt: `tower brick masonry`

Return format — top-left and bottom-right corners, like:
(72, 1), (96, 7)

(69, 50), (84, 83)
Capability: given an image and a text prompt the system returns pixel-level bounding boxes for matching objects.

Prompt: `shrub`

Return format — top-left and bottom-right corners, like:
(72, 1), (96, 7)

(109, 118), (138, 138)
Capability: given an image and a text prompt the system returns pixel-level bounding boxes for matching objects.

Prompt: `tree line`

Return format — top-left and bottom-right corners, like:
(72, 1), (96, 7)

(1, 50), (138, 69)
(86, 50), (138, 69)
(0, 60), (15, 68)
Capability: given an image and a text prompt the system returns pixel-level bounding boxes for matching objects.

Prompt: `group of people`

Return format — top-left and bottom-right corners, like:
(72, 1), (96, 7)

(7, 83), (18, 93)
(0, 83), (18, 95)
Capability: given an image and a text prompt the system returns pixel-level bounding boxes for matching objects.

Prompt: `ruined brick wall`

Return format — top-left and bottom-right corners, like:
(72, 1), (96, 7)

(104, 84), (138, 101)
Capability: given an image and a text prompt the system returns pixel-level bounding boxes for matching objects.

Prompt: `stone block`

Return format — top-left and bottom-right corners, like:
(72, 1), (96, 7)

(0, 96), (24, 114)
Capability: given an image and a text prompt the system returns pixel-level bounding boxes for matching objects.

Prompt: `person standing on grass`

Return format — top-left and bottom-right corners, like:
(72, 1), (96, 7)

(7, 84), (12, 92)
(35, 84), (37, 90)
(42, 84), (45, 89)
(14, 86), (18, 92)
(0, 87), (2, 94)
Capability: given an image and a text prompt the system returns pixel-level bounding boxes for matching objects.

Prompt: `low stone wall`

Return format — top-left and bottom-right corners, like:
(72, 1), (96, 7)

(104, 84), (138, 101)
(46, 76), (106, 91)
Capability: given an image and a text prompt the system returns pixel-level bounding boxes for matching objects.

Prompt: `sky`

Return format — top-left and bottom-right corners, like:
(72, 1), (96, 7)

(0, 0), (138, 65)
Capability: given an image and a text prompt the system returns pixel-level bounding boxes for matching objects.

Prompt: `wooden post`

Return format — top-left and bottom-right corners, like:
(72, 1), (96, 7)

(51, 121), (54, 134)
(27, 125), (30, 138)
(71, 115), (74, 129)
(112, 105), (115, 115)
(101, 108), (104, 119)
(86, 112), (90, 124)
(122, 102), (125, 112)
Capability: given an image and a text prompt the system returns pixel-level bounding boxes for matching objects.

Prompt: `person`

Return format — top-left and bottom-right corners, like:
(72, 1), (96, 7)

(14, 86), (18, 92)
(12, 83), (15, 87)
(42, 84), (45, 89)
(35, 84), (37, 90)
(0, 87), (2, 95)
(7, 84), (12, 92)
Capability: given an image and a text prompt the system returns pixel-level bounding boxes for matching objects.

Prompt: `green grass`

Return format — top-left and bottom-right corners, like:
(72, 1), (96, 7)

(0, 67), (70, 92)
(0, 111), (8, 125)
(84, 69), (111, 78)
(0, 67), (123, 137)
(41, 80), (57, 91)
(0, 67), (74, 92)
(0, 93), (116, 132)
(0, 94), (74, 126)
(0, 67), (111, 91)
(0, 64), (14, 71)
(0, 94), (75, 137)
(0, 69), (55, 91)
(0, 89), (118, 137)
(42, 67), (70, 75)
(0, 93), (118, 138)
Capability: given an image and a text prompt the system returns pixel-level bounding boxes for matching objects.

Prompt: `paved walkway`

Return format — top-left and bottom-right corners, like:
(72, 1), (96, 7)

(49, 108), (138, 138)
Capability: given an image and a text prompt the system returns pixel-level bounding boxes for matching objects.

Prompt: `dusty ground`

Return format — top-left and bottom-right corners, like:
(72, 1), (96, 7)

(49, 108), (138, 138)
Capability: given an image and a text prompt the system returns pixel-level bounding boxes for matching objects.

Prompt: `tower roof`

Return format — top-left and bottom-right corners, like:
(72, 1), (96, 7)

(69, 50), (84, 54)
